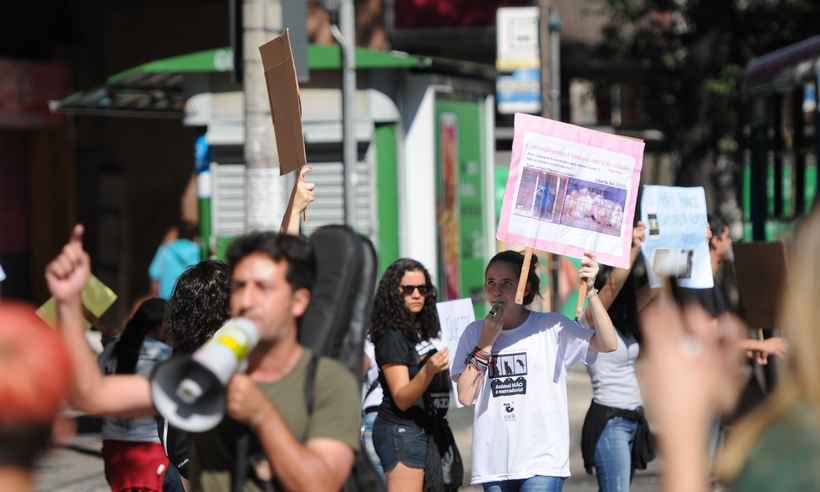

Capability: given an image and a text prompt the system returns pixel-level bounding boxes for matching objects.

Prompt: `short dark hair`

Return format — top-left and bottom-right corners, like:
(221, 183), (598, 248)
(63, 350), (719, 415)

(486, 250), (541, 305)
(226, 232), (316, 292)
(708, 214), (729, 250)
(177, 220), (199, 241)
(167, 260), (231, 354)
(708, 214), (727, 238)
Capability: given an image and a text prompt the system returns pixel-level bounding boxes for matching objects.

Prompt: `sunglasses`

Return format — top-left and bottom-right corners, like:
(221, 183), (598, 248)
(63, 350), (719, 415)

(399, 284), (430, 296)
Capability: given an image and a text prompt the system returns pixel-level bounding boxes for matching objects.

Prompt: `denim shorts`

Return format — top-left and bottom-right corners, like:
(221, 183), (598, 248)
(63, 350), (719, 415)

(372, 416), (427, 471)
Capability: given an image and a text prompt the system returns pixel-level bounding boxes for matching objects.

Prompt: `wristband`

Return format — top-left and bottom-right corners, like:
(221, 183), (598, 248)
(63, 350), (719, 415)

(466, 346), (492, 372)
(586, 287), (599, 299)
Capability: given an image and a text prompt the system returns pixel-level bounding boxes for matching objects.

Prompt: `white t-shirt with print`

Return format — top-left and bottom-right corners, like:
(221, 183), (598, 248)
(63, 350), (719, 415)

(451, 311), (593, 484)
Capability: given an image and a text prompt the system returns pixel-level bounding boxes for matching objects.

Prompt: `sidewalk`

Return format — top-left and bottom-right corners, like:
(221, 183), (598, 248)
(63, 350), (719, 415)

(34, 367), (658, 491)
(449, 366), (658, 491)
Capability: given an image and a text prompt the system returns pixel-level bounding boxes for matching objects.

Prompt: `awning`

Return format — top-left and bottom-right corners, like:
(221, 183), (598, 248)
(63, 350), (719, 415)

(51, 45), (425, 118)
(744, 35), (820, 96)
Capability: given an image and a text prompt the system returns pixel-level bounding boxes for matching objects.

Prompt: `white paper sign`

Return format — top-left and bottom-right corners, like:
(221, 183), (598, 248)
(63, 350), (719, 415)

(436, 298), (475, 408)
(640, 185), (713, 289)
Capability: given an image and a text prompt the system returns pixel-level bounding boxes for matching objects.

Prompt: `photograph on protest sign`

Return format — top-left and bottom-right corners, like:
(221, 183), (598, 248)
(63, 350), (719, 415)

(640, 185), (713, 289)
(497, 113), (644, 268)
(558, 177), (627, 236)
(514, 167), (562, 221)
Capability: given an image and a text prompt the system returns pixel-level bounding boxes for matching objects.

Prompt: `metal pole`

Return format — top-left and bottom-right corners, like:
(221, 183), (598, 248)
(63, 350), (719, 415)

(339, 0), (357, 226)
(548, 7), (561, 121)
(548, 6), (562, 313)
(244, 0), (285, 232)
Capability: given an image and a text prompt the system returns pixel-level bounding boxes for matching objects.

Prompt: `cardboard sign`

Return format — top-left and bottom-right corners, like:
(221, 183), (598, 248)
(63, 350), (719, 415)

(496, 113), (644, 268)
(37, 274), (117, 330)
(259, 30), (307, 176)
(733, 241), (788, 330)
(640, 185), (713, 289)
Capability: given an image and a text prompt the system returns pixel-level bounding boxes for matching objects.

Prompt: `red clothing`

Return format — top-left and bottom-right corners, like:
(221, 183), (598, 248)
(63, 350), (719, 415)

(102, 440), (169, 492)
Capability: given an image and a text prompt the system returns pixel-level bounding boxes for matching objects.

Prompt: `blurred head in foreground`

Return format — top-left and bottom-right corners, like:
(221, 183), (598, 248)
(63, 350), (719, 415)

(0, 302), (73, 483)
(718, 209), (820, 479)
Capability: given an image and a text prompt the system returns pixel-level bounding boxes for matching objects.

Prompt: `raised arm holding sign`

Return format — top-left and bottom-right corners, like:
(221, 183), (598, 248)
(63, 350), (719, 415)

(259, 30), (312, 234)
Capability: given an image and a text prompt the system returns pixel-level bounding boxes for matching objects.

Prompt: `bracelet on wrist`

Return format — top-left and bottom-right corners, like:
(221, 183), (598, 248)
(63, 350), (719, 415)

(466, 346), (492, 373)
(586, 287), (599, 299)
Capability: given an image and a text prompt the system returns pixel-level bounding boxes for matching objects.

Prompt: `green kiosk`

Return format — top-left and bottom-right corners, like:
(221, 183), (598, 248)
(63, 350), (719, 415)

(55, 45), (498, 316)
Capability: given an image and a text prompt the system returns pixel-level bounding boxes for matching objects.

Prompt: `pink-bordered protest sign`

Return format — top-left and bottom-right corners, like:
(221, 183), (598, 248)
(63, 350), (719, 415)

(497, 113), (644, 268)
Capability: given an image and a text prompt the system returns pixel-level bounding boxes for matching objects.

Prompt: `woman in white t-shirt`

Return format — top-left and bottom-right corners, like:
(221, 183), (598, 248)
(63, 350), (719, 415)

(452, 250), (617, 492)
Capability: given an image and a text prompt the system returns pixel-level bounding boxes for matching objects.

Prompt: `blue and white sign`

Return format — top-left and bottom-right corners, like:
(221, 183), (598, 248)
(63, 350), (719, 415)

(497, 68), (541, 114)
(640, 185), (713, 289)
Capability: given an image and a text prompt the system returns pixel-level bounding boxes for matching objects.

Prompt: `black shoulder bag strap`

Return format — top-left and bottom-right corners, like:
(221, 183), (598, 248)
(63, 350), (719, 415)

(304, 352), (320, 416)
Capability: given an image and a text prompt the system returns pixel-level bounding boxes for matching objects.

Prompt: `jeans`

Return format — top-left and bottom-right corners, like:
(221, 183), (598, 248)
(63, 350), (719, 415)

(361, 411), (385, 480)
(594, 416), (639, 492)
(482, 475), (565, 492)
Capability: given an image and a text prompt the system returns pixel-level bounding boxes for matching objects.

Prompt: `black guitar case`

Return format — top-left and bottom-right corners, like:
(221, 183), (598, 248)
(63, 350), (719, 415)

(299, 224), (377, 376)
(300, 224), (384, 492)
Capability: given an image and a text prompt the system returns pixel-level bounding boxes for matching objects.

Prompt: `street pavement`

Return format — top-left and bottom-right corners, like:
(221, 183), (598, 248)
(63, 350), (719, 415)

(34, 367), (659, 491)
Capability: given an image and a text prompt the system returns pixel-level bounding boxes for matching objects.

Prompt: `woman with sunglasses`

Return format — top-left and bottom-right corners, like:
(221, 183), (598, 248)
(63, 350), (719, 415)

(452, 250), (618, 492)
(369, 258), (462, 492)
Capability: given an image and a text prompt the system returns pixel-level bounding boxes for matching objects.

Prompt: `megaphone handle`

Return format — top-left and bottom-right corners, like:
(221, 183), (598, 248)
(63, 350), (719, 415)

(232, 433), (250, 492)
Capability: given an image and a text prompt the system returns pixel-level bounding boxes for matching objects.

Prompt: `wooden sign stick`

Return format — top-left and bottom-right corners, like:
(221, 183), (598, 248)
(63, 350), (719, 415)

(515, 247), (534, 305)
(575, 282), (588, 319)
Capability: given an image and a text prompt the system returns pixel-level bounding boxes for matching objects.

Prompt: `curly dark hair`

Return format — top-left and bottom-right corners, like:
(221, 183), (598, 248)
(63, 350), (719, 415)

(226, 231), (316, 292)
(487, 250), (541, 305)
(369, 258), (440, 342)
(167, 260), (230, 354)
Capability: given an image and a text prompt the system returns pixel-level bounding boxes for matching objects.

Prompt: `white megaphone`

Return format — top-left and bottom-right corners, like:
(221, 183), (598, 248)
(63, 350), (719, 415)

(151, 317), (259, 432)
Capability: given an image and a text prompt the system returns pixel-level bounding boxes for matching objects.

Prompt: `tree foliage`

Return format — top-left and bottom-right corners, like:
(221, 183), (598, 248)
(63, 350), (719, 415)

(599, 0), (819, 215)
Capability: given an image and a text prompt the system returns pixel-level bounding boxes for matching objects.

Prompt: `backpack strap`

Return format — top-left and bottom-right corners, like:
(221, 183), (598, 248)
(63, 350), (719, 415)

(304, 352), (320, 416)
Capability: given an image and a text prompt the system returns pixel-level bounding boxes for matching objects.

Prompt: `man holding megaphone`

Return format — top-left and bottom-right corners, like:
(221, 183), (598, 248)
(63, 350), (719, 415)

(47, 226), (360, 492)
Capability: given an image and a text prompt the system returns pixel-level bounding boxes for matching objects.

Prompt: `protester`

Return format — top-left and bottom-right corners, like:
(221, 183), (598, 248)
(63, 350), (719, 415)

(0, 302), (73, 492)
(370, 258), (462, 491)
(580, 223), (655, 492)
(361, 339), (385, 480)
(98, 297), (172, 492)
(46, 224), (359, 491)
(149, 221), (202, 300)
(157, 259), (231, 492)
(638, 208), (820, 492)
(453, 250), (617, 491)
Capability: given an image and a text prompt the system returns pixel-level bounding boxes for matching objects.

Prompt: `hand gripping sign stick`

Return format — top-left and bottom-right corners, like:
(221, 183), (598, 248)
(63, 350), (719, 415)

(513, 248), (590, 317)
(260, 30), (309, 229)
